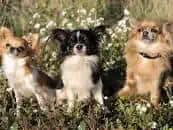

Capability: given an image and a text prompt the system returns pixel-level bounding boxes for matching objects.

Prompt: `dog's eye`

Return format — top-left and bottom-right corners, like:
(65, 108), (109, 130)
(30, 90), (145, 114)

(28, 43), (32, 47)
(151, 28), (159, 33)
(80, 37), (87, 43)
(137, 28), (142, 32)
(6, 43), (10, 48)
(70, 36), (76, 42)
(17, 47), (25, 52)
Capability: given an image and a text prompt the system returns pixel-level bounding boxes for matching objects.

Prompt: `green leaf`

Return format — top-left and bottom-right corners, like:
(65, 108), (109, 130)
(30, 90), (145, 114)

(10, 122), (18, 130)
(78, 120), (87, 130)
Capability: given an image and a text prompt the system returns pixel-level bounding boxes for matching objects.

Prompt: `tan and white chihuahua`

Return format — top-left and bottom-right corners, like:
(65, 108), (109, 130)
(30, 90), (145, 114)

(0, 27), (62, 116)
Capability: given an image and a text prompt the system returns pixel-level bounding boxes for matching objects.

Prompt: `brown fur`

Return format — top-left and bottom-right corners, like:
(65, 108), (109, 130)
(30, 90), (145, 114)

(118, 20), (173, 107)
(0, 27), (61, 116)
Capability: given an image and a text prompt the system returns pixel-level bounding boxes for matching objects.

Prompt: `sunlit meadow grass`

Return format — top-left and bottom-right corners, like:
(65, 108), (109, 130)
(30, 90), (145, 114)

(0, 0), (173, 129)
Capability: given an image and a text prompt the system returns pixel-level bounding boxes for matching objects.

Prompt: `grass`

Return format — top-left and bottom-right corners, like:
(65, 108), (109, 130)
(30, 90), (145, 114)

(126, 0), (173, 21)
(0, 0), (173, 129)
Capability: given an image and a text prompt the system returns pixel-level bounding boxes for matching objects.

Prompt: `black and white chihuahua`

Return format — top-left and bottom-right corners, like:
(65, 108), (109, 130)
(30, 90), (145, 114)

(51, 25), (107, 111)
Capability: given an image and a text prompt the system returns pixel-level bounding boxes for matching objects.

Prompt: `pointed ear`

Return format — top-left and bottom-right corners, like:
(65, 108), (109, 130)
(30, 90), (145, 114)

(23, 33), (40, 54)
(162, 22), (173, 43)
(162, 22), (173, 34)
(51, 28), (71, 43)
(0, 27), (13, 40)
(91, 25), (108, 36)
(0, 27), (13, 56)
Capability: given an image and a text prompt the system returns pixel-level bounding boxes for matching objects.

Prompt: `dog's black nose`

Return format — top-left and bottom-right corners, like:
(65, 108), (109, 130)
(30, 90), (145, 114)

(76, 44), (83, 50)
(143, 31), (149, 37)
(10, 47), (15, 53)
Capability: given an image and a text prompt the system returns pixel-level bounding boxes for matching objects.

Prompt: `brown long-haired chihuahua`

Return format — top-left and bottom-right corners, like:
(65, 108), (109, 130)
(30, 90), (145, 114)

(0, 27), (62, 116)
(118, 20), (173, 107)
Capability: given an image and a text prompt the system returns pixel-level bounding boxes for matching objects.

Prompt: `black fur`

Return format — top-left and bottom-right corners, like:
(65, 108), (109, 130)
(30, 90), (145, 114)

(50, 25), (107, 85)
(91, 62), (102, 84)
(50, 25), (107, 57)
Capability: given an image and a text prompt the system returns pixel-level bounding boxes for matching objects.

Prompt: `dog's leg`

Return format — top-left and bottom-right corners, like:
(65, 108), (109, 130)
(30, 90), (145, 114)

(150, 81), (160, 108)
(93, 86), (104, 105)
(66, 88), (75, 112)
(35, 94), (48, 111)
(14, 90), (23, 117)
(118, 72), (136, 97)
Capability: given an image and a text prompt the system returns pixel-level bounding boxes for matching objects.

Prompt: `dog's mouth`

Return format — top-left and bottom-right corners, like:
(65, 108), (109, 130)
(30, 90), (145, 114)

(142, 38), (155, 44)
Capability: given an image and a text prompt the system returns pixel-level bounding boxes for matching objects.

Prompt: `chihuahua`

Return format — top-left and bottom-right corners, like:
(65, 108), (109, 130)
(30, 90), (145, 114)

(0, 27), (62, 116)
(51, 26), (106, 111)
(118, 20), (173, 107)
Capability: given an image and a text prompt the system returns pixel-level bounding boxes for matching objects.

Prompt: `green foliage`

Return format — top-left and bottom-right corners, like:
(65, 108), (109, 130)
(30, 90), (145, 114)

(0, 0), (173, 129)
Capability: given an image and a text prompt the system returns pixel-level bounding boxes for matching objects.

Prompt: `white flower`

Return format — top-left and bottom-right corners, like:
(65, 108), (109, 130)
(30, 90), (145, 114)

(111, 33), (117, 39)
(29, 20), (33, 25)
(41, 36), (49, 44)
(108, 43), (112, 48)
(98, 17), (104, 22)
(46, 21), (57, 30)
(87, 17), (92, 23)
(141, 105), (147, 113)
(107, 28), (113, 35)
(136, 104), (147, 114)
(40, 28), (47, 36)
(33, 109), (38, 113)
(90, 8), (96, 13)
(104, 96), (108, 100)
(6, 88), (13, 93)
(96, 19), (102, 26)
(118, 20), (126, 27)
(52, 51), (57, 59)
(87, 17), (94, 25)
(61, 10), (66, 16)
(66, 23), (73, 28)
(34, 23), (40, 29)
(77, 8), (87, 15)
(115, 27), (122, 33)
(169, 100), (173, 107)
(151, 122), (157, 129)
(33, 13), (40, 19)
(61, 18), (68, 26)
(124, 8), (130, 16)
(146, 103), (151, 108)
(80, 20), (87, 27)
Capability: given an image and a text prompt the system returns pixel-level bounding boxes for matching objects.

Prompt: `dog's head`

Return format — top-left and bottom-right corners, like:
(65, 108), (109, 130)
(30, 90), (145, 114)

(130, 19), (162, 44)
(0, 27), (40, 58)
(128, 19), (173, 56)
(50, 25), (107, 56)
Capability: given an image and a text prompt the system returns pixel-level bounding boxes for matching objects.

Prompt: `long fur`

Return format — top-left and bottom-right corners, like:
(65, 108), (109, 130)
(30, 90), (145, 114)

(51, 26), (106, 110)
(0, 27), (62, 116)
(118, 20), (173, 107)
(61, 55), (103, 105)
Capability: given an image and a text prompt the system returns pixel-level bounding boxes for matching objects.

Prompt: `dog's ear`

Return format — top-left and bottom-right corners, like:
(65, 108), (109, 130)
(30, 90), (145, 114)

(162, 23), (173, 43)
(0, 27), (13, 55)
(23, 33), (40, 54)
(162, 22), (173, 34)
(0, 27), (13, 40)
(91, 25), (108, 36)
(90, 25), (109, 42)
(51, 28), (71, 43)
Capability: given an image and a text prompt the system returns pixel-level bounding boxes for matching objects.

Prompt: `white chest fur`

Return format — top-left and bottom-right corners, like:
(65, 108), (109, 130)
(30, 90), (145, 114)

(2, 54), (35, 97)
(61, 55), (99, 89)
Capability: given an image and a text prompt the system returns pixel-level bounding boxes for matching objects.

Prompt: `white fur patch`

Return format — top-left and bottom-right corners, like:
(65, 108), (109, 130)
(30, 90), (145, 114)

(61, 55), (103, 103)
(76, 31), (80, 42)
(2, 54), (56, 111)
